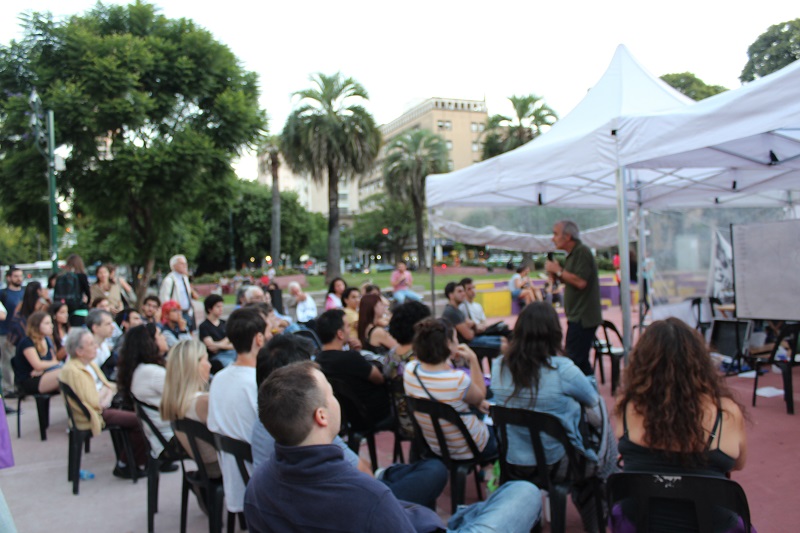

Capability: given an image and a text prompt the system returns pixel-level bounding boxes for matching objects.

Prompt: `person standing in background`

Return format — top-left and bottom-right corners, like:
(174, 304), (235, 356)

(0, 268), (23, 398)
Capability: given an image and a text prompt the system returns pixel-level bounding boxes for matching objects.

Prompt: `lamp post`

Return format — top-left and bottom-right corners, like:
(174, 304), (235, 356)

(28, 89), (59, 274)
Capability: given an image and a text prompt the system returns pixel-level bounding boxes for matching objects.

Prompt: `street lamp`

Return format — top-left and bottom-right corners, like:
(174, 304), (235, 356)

(28, 89), (59, 274)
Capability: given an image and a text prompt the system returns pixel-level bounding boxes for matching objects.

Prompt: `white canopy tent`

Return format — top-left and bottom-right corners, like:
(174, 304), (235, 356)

(426, 44), (800, 352)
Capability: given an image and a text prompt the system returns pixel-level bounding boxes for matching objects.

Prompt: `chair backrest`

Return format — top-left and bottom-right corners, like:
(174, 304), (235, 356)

(132, 396), (173, 453)
(607, 472), (751, 533)
(596, 320), (623, 353)
(58, 381), (91, 431)
(173, 418), (218, 484)
(213, 433), (253, 485)
(326, 375), (373, 432)
(293, 329), (322, 354)
(489, 405), (582, 490)
(690, 297), (722, 330)
(404, 395), (484, 464)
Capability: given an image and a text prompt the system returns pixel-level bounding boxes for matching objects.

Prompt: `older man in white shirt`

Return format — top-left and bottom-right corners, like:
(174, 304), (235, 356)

(159, 254), (199, 331)
(286, 281), (318, 323)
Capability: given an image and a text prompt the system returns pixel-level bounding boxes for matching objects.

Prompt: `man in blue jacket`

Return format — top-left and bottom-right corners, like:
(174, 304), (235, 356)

(244, 361), (542, 533)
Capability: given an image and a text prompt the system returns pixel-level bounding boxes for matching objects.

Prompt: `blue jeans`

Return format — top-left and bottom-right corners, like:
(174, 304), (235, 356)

(393, 289), (422, 304)
(447, 481), (542, 532)
(211, 349), (237, 368)
(468, 334), (503, 351)
(381, 458), (448, 509)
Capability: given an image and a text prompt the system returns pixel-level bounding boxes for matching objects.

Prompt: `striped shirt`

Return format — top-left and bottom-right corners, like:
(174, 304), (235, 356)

(403, 361), (489, 460)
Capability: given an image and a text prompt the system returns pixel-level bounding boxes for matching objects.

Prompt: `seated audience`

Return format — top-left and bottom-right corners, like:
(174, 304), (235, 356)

(90, 263), (124, 315)
(442, 282), (506, 354)
(111, 308), (143, 360)
(315, 309), (391, 428)
(139, 295), (161, 324)
(86, 309), (117, 380)
(7, 282), (43, 349)
(492, 302), (618, 532)
(386, 301), (431, 440)
(358, 293), (397, 355)
(90, 297), (124, 347)
(325, 277), (346, 310)
(390, 261), (422, 304)
(404, 317), (496, 461)
(509, 264), (541, 305)
(198, 294), (236, 368)
(341, 287), (362, 350)
(49, 302), (70, 361)
(116, 323), (179, 465)
(613, 318), (749, 533)
(161, 339), (220, 478)
(458, 278), (487, 330)
(286, 281), (318, 324)
(12, 311), (62, 394)
(244, 361), (542, 532)
(207, 307), (266, 516)
(251, 333), (447, 509)
(160, 300), (192, 348)
(59, 328), (147, 478)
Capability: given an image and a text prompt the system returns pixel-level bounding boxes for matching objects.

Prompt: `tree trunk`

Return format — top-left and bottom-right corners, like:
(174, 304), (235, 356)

(270, 155), (281, 268)
(412, 196), (427, 272)
(326, 164), (341, 282)
(135, 257), (155, 305)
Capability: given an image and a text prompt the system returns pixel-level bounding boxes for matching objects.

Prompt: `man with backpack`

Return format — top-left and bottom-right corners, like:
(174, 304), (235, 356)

(54, 254), (91, 326)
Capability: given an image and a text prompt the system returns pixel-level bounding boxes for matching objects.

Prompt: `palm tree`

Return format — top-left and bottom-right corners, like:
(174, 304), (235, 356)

(481, 94), (558, 160)
(383, 129), (448, 271)
(259, 135), (282, 269)
(281, 73), (381, 280)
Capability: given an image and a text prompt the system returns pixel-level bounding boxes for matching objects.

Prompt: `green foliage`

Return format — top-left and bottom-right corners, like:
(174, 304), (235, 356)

(0, 216), (47, 264)
(383, 129), (448, 270)
(305, 212), (329, 261)
(281, 72), (381, 280)
(660, 72), (727, 101)
(352, 194), (415, 260)
(481, 94), (558, 160)
(741, 18), (800, 82)
(0, 2), (266, 294)
(195, 180), (318, 274)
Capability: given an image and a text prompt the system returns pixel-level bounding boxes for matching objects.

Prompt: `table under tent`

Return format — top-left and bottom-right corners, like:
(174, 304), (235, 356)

(425, 44), (800, 355)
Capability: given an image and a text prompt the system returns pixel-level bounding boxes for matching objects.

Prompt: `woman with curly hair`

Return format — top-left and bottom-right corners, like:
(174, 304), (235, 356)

(161, 340), (219, 478)
(358, 293), (397, 355)
(613, 318), (748, 532)
(116, 323), (176, 460)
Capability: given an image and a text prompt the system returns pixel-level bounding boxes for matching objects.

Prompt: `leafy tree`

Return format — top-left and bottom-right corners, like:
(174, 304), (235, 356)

(304, 212), (329, 263)
(0, 2), (266, 300)
(741, 18), (800, 82)
(352, 194), (415, 262)
(481, 94), (558, 160)
(0, 210), (47, 264)
(383, 129), (447, 271)
(660, 72), (727, 100)
(281, 72), (381, 281)
(258, 134), (282, 266)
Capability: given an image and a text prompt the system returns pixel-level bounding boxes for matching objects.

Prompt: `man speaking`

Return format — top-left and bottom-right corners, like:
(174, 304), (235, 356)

(545, 220), (601, 376)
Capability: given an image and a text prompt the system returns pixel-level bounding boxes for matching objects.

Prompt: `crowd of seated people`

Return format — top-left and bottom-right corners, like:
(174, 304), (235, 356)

(1, 253), (758, 533)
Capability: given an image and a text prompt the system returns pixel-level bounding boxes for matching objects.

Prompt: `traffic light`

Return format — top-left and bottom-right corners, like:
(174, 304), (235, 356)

(381, 228), (389, 235)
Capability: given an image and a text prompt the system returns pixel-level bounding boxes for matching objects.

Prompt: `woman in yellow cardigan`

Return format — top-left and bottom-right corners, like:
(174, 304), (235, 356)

(59, 328), (147, 479)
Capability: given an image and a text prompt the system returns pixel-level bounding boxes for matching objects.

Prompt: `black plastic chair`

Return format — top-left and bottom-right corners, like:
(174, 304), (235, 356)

(58, 381), (137, 494)
(293, 328), (323, 355)
(607, 472), (752, 533)
(593, 320), (625, 394)
(213, 433), (252, 533)
(15, 385), (57, 441)
(490, 405), (605, 533)
(405, 395), (496, 514)
(746, 322), (800, 415)
(387, 378), (417, 464)
(134, 397), (185, 533)
(327, 376), (394, 472)
(173, 418), (225, 533)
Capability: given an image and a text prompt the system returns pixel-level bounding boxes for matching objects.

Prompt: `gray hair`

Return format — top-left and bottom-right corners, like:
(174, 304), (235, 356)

(169, 254), (187, 269)
(287, 281), (301, 292)
(557, 219), (581, 241)
(244, 285), (264, 302)
(86, 309), (112, 332)
(64, 328), (93, 359)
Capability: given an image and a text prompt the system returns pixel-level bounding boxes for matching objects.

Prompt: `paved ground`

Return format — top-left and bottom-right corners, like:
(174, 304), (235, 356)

(0, 305), (797, 532)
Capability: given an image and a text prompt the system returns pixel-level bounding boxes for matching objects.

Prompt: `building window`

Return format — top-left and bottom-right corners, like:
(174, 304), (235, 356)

(437, 120), (445, 129)
(478, 123), (485, 132)
(446, 140), (453, 150)
(448, 160), (454, 171)
(472, 142), (479, 152)
(471, 122), (478, 132)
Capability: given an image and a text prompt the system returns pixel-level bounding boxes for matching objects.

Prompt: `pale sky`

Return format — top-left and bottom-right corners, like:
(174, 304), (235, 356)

(2, 0), (798, 180)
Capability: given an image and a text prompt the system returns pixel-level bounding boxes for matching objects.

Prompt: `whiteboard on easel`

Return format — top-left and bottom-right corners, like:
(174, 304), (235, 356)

(732, 219), (800, 321)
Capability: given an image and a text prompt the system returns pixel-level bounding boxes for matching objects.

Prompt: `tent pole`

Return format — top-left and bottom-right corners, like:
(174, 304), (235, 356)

(637, 187), (646, 334)
(615, 167), (632, 360)
(428, 208), (436, 317)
